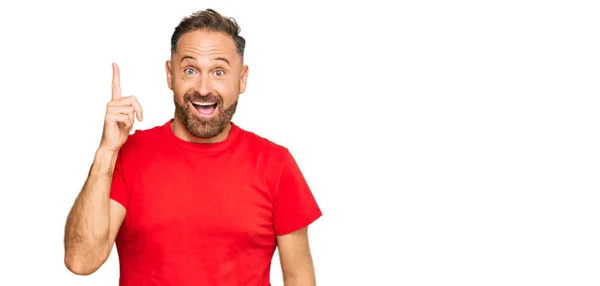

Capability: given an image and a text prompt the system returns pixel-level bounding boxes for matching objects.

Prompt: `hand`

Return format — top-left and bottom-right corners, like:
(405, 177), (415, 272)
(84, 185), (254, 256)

(99, 63), (143, 153)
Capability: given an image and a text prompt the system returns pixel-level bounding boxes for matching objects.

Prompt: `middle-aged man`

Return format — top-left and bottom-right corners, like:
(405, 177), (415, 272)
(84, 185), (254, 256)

(63, 8), (323, 285)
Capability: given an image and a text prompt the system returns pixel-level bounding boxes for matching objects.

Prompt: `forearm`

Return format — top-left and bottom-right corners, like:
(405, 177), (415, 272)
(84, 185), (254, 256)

(64, 149), (118, 272)
(283, 273), (316, 286)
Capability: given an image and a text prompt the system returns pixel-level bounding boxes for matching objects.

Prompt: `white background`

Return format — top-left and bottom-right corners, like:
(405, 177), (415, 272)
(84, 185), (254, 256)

(0, 0), (599, 285)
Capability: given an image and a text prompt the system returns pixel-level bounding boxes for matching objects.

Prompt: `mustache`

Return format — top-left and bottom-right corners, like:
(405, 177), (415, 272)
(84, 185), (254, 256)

(183, 91), (223, 104)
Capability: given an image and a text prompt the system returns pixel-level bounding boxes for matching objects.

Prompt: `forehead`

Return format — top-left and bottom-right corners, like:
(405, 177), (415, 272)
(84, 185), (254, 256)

(176, 29), (238, 58)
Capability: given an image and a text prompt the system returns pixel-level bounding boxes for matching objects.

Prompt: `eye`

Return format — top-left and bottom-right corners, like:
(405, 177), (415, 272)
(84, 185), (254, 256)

(184, 68), (196, 75)
(214, 69), (225, 77)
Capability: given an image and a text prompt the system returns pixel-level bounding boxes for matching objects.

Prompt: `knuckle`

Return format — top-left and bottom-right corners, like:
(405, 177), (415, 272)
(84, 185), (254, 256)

(114, 98), (129, 106)
(121, 96), (133, 104)
(131, 97), (140, 106)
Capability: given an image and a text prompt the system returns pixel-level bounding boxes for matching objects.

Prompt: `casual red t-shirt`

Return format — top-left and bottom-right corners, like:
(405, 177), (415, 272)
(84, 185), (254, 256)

(109, 119), (322, 286)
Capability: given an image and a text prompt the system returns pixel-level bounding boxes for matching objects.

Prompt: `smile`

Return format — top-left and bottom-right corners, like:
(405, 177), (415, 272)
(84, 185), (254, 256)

(192, 102), (218, 116)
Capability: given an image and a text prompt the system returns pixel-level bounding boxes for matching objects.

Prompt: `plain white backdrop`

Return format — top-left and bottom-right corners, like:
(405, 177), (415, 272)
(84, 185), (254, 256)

(0, 0), (599, 285)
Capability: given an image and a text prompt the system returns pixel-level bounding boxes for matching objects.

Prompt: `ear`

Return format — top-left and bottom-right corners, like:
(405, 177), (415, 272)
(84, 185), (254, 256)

(165, 60), (173, 90)
(239, 65), (249, 94)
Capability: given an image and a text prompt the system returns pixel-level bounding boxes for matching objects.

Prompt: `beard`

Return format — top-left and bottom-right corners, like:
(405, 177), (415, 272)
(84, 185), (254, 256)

(174, 90), (238, 139)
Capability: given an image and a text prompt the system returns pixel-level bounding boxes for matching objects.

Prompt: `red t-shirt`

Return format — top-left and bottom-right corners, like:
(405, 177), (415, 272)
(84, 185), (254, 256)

(109, 119), (322, 285)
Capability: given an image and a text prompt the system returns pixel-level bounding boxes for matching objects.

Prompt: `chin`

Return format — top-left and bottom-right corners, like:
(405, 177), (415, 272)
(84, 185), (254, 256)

(186, 118), (229, 139)
(190, 127), (223, 139)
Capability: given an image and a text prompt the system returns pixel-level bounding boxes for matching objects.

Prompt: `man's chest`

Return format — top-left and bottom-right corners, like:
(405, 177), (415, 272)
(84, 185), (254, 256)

(121, 154), (276, 248)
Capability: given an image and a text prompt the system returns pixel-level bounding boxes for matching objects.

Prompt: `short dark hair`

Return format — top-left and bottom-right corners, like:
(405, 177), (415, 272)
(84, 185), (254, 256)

(170, 9), (246, 57)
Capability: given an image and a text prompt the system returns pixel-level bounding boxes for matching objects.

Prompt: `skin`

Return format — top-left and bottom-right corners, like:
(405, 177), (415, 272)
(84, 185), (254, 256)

(63, 63), (137, 275)
(64, 28), (317, 285)
(278, 227), (317, 285)
(166, 28), (248, 143)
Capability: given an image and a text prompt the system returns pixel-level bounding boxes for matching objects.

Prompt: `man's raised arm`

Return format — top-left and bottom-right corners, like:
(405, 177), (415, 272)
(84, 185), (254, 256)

(63, 63), (143, 275)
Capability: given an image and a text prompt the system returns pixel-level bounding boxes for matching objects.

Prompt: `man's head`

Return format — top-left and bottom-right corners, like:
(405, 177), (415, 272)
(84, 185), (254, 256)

(166, 9), (248, 140)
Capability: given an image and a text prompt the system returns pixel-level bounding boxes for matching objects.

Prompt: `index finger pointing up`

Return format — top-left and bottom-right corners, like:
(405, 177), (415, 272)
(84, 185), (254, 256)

(112, 63), (122, 100)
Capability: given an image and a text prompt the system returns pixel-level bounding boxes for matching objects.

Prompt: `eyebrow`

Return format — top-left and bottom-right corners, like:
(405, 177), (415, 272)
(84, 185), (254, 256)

(180, 55), (230, 66)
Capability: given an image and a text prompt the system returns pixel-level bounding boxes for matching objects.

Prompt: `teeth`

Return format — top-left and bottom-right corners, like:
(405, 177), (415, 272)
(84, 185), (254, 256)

(193, 102), (216, 106)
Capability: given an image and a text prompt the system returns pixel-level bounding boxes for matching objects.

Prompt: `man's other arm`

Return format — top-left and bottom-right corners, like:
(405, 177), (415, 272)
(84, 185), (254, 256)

(277, 227), (317, 286)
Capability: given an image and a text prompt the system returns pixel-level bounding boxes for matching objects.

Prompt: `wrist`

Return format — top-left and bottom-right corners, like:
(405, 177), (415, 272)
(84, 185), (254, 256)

(91, 148), (119, 176)
(95, 147), (118, 159)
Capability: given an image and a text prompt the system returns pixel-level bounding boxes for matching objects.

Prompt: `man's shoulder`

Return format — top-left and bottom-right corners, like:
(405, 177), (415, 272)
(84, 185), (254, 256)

(237, 124), (290, 156)
(120, 122), (167, 152)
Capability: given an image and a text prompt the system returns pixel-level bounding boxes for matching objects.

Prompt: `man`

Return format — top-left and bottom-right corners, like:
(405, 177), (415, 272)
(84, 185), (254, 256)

(63, 9), (322, 286)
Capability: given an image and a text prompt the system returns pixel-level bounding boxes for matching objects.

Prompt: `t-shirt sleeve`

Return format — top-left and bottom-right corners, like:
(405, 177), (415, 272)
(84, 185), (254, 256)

(272, 148), (322, 236)
(109, 150), (129, 210)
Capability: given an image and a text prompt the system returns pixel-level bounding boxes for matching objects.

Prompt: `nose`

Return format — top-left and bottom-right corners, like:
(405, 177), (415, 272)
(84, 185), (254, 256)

(195, 73), (213, 96)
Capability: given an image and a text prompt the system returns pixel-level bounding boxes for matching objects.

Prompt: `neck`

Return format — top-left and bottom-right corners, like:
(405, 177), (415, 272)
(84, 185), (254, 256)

(171, 117), (232, 144)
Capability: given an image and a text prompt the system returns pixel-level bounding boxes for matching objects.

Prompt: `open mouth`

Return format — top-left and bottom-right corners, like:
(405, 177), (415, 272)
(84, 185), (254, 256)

(192, 102), (218, 115)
